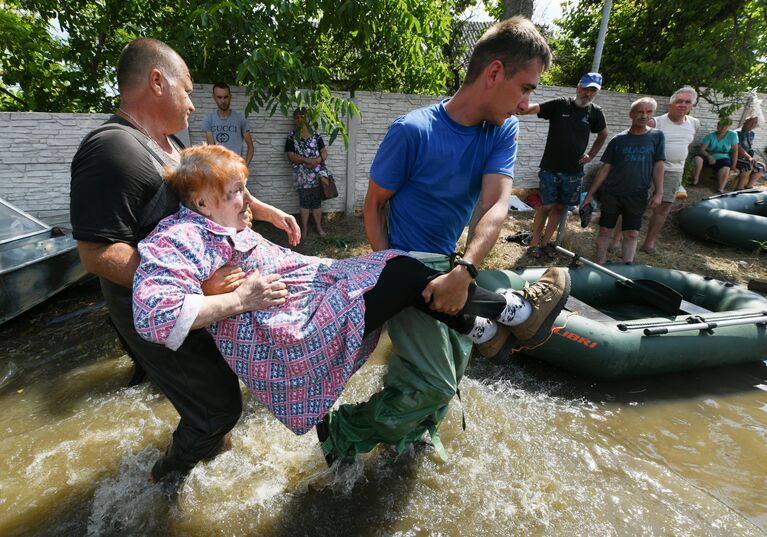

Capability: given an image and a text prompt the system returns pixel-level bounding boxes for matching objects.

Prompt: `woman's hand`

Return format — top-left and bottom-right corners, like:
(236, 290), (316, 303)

(245, 191), (301, 246)
(303, 156), (322, 168)
(234, 269), (288, 311)
(270, 210), (301, 246)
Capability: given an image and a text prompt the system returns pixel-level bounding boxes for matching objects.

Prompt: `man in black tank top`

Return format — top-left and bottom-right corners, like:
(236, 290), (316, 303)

(70, 38), (299, 486)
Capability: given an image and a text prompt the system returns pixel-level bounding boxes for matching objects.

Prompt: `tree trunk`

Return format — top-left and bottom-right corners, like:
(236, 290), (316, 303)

(503, 0), (534, 20)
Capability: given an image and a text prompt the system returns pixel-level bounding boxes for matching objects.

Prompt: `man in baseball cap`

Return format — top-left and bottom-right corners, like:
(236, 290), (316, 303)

(520, 72), (608, 259)
(579, 72), (603, 89)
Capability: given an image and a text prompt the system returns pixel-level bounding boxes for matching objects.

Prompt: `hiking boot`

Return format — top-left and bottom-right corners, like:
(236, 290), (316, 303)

(509, 267), (571, 346)
(475, 324), (517, 364)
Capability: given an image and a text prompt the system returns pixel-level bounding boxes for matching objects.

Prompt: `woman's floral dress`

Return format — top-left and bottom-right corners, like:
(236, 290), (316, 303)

(133, 207), (403, 434)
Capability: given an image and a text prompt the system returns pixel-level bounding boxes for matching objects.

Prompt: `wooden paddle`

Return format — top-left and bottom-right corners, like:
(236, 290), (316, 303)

(554, 246), (683, 315)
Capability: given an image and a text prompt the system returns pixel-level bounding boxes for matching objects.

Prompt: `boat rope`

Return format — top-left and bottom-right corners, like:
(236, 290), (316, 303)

(511, 310), (580, 354)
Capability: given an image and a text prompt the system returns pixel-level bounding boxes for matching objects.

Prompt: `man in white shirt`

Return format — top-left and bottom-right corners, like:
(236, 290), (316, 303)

(640, 86), (700, 254)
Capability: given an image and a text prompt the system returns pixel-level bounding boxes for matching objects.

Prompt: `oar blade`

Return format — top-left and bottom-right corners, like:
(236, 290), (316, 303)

(623, 279), (683, 315)
(554, 244), (683, 314)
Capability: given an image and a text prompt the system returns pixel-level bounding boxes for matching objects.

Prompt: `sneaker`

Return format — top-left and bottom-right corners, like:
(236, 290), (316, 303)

(475, 323), (517, 363)
(508, 267), (571, 346)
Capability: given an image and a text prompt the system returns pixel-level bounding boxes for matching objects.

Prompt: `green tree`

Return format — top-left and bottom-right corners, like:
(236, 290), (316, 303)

(547, 0), (767, 113)
(0, 2), (71, 111)
(172, 0), (457, 144)
(1, 0), (475, 144)
(1, 0), (167, 112)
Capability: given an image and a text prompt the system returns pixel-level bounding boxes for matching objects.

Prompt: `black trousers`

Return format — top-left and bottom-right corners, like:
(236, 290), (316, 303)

(363, 256), (506, 337)
(100, 278), (242, 478)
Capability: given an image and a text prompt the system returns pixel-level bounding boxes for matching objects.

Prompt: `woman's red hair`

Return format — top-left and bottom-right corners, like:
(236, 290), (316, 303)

(165, 145), (248, 203)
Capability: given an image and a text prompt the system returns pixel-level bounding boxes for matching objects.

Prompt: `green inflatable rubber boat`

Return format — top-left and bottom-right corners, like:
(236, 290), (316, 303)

(677, 189), (767, 250)
(476, 263), (767, 378)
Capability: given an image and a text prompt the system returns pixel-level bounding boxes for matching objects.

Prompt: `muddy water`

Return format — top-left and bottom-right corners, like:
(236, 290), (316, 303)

(1, 280), (766, 536)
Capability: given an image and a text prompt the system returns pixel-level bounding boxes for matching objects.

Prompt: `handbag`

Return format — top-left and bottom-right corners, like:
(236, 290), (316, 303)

(319, 165), (338, 200)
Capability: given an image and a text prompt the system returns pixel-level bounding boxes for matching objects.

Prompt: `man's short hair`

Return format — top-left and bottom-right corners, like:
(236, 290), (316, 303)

(630, 97), (657, 112)
(117, 38), (184, 92)
(669, 86), (697, 104)
(293, 107), (308, 119)
(464, 17), (552, 84)
(212, 82), (231, 93)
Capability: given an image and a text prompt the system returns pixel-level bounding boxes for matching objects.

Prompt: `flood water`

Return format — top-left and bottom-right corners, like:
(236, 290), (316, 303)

(1, 279), (766, 536)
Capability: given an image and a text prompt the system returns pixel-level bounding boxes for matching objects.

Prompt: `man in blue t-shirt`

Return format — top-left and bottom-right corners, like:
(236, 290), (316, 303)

(317, 17), (571, 466)
(581, 97), (666, 264)
(203, 82), (254, 168)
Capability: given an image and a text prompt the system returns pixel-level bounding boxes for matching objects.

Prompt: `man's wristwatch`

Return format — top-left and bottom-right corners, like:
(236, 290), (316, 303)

(453, 259), (478, 279)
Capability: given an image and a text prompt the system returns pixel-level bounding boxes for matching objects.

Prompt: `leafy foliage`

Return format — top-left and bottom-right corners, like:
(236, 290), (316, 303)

(1, 0), (166, 112)
(171, 0), (458, 144)
(548, 0), (767, 114)
(1, 0), (477, 144)
(0, 2), (71, 111)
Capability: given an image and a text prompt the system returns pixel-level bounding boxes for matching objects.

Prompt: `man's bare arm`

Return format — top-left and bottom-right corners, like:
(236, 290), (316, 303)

(580, 127), (609, 164)
(462, 173), (513, 266)
(363, 179), (396, 251)
(77, 241), (140, 288)
(518, 103), (541, 116)
(243, 131), (255, 167)
(649, 160), (665, 208)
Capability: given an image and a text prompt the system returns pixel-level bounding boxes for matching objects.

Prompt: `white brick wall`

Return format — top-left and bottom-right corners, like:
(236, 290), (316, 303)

(1, 85), (763, 228)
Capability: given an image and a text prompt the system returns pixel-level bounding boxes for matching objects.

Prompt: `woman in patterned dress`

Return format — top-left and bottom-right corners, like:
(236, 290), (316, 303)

(285, 107), (328, 236)
(133, 145), (532, 437)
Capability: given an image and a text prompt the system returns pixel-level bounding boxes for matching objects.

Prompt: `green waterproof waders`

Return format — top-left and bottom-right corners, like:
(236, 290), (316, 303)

(324, 254), (472, 461)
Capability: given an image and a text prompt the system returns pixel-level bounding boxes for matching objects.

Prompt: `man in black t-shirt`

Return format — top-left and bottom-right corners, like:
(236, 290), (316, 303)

(520, 73), (608, 258)
(70, 38), (299, 486)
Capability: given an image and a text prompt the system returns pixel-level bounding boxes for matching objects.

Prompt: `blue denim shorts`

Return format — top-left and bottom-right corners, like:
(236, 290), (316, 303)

(538, 169), (584, 206)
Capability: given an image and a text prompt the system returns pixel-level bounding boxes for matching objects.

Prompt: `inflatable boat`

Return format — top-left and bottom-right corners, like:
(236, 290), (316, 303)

(476, 262), (767, 378)
(677, 189), (767, 251)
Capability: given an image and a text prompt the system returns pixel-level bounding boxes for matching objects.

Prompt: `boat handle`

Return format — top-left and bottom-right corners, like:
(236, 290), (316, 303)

(641, 314), (767, 336)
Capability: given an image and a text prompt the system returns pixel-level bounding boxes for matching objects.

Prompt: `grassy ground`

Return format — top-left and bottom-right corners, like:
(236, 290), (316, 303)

(256, 184), (767, 287)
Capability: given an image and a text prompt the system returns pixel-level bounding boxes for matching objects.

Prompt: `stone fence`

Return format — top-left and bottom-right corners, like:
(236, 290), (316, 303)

(1, 85), (763, 228)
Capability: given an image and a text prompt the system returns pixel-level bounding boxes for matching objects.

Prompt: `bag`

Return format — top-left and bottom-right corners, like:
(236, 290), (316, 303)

(319, 166), (338, 200)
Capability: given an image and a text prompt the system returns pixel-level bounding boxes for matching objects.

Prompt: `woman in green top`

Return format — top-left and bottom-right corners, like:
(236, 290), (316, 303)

(691, 117), (739, 194)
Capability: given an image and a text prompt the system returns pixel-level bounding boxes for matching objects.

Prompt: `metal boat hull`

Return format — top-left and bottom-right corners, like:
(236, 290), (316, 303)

(0, 199), (89, 324)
